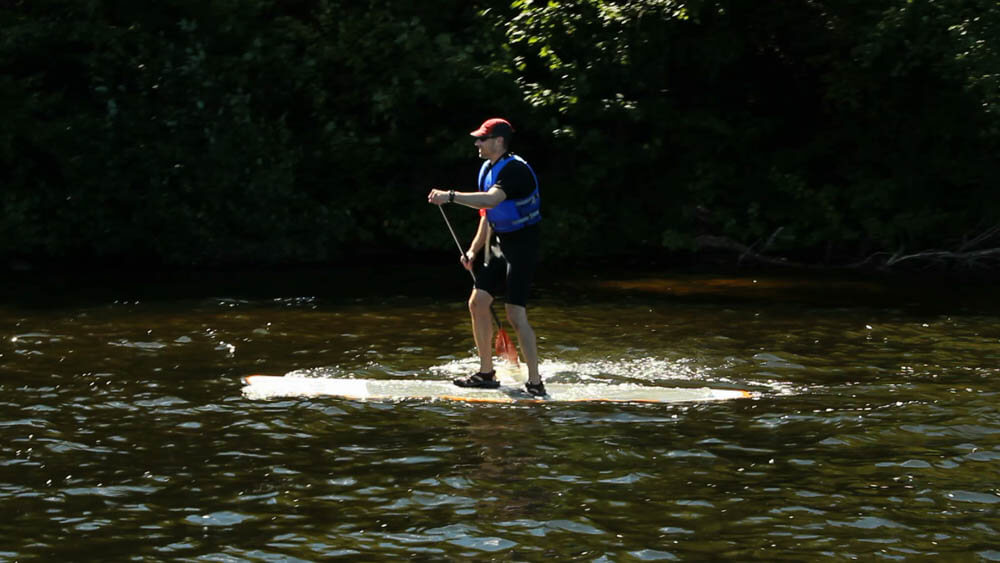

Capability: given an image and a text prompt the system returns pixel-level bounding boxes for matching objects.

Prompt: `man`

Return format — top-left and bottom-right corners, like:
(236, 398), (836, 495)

(427, 118), (545, 396)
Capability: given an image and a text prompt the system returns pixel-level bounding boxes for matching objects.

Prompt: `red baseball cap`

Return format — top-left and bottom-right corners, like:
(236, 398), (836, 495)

(470, 118), (514, 138)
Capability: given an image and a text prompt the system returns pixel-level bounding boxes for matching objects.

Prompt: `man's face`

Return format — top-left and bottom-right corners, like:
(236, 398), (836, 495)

(475, 135), (503, 161)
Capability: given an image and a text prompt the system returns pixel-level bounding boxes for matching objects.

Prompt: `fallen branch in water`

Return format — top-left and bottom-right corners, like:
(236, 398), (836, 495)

(959, 223), (1000, 252)
(696, 234), (811, 269)
(882, 247), (1000, 269)
(738, 227), (785, 265)
(852, 224), (1000, 271)
(698, 226), (1000, 271)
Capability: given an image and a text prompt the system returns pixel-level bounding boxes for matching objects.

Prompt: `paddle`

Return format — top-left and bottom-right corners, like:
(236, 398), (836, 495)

(438, 205), (520, 366)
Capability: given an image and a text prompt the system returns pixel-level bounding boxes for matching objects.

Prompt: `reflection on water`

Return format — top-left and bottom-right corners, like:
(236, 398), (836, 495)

(1, 267), (999, 559)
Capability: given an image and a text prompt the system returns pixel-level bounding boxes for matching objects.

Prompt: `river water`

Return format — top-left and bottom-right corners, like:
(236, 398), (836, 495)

(2, 266), (998, 560)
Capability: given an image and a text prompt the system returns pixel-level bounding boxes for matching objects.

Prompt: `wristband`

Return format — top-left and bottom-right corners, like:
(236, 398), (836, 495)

(448, 190), (455, 203)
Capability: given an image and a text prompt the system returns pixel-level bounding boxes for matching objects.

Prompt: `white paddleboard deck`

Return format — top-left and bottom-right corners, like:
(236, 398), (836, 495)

(242, 375), (751, 404)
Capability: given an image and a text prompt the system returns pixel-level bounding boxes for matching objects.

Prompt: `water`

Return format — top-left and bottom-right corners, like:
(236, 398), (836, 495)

(2, 267), (999, 560)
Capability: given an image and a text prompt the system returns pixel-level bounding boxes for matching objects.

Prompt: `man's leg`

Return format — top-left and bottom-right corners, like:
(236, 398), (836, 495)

(469, 289), (495, 374)
(505, 304), (539, 384)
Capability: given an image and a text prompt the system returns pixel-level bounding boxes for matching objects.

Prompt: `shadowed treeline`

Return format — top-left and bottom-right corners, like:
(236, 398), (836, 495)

(2, 0), (997, 270)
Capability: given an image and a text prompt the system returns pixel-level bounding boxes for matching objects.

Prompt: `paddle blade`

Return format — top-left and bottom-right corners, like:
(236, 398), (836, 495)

(495, 328), (519, 366)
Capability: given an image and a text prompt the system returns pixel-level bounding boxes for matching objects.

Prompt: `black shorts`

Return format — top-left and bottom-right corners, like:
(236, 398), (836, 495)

(473, 224), (539, 307)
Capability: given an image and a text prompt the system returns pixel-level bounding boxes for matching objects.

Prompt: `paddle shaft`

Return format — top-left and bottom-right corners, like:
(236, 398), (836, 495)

(438, 205), (504, 328)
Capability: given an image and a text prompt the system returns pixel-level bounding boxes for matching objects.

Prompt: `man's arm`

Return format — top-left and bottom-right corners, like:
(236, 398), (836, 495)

(468, 214), (490, 253)
(428, 187), (506, 209)
(454, 187), (506, 210)
(461, 214), (490, 268)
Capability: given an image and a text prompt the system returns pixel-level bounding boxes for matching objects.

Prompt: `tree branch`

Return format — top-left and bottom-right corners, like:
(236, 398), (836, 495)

(696, 234), (808, 268)
(959, 224), (1000, 252)
(697, 233), (1000, 272)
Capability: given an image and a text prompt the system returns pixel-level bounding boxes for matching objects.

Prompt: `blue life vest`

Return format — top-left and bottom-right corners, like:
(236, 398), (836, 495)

(478, 154), (541, 233)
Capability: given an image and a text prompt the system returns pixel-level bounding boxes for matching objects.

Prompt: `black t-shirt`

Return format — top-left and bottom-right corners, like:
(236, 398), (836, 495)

(490, 154), (536, 200)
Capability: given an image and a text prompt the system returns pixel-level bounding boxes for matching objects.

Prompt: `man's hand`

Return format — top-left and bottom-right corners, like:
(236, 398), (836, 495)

(427, 189), (451, 205)
(461, 250), (475, 271)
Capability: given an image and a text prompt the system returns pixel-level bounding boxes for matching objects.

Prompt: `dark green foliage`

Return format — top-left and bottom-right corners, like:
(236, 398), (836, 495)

(0, 0), (510, 265)
(2, 0), (997, 267)
(496, 0), (999, 262)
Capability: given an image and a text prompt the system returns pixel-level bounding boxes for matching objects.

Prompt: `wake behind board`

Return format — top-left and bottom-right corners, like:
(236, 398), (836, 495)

(242, 375), (751, 404)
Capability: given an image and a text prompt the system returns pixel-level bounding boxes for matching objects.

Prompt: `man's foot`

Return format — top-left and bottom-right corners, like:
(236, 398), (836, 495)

(525, 381), (547, 397)
(453, 371), (500, 388)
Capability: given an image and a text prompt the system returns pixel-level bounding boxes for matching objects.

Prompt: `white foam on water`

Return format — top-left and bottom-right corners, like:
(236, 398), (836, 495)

(286, 365), (351, 379)
(537, 357), (707, 384)
(286, 361), (422, 380)
(428, 356), (729, 387)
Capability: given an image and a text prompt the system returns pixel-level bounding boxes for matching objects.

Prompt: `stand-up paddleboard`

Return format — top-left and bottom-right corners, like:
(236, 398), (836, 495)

(242, 375), (751, 404)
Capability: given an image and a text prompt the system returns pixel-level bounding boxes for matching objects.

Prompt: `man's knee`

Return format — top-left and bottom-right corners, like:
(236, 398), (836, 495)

(505, 304), (530, 331)
(469, 290), (493, 314)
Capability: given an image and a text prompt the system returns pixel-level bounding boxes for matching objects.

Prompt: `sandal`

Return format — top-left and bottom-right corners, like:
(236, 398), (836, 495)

(453, 371), (500, 389)
(525, 381), (547, 397)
